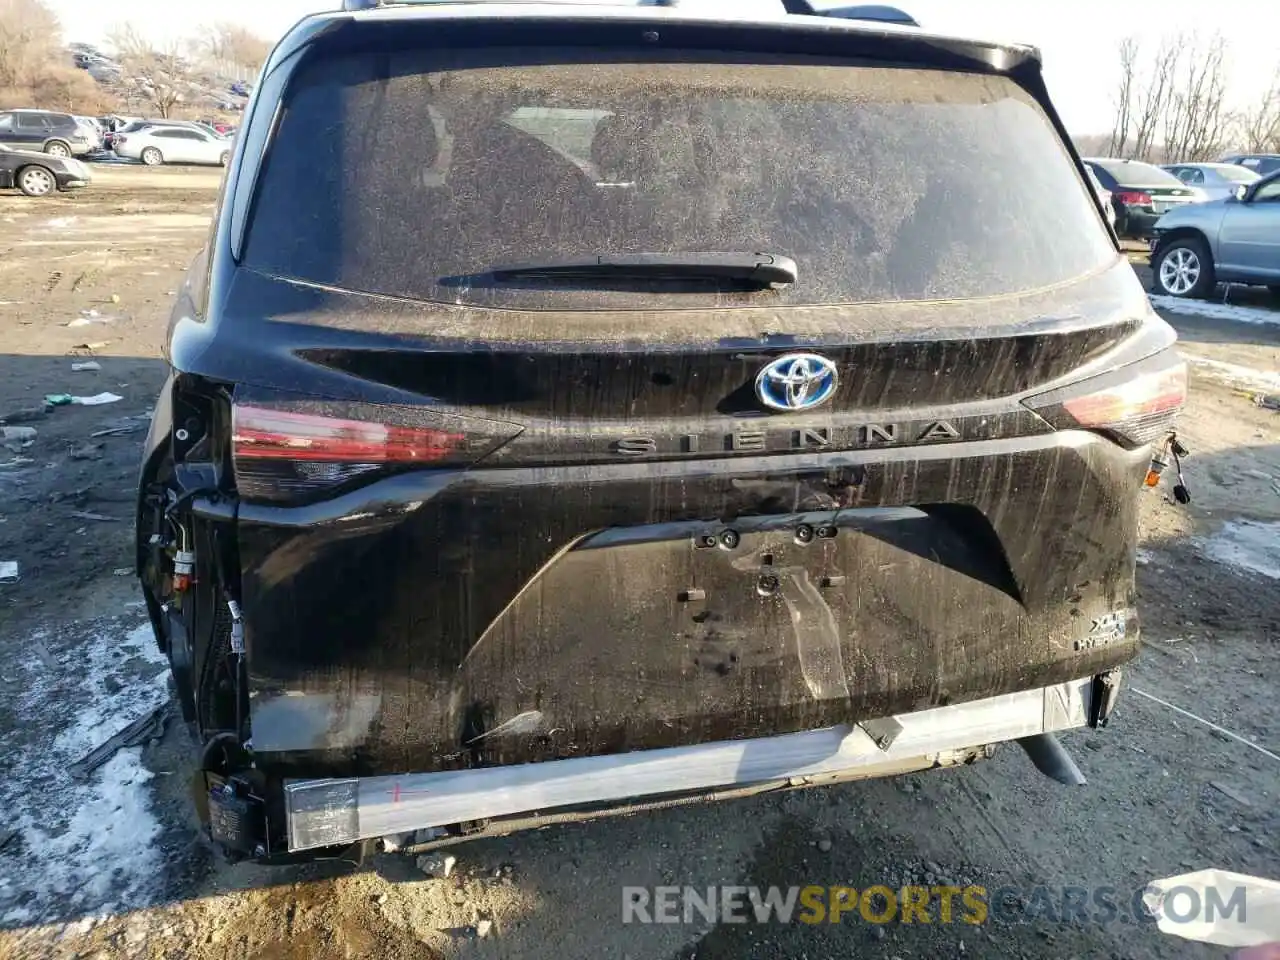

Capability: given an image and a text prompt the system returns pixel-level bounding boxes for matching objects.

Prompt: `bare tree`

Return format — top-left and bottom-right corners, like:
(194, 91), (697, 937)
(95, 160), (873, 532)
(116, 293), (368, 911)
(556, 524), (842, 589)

(1236, 66), (1280, 153)
(0, 0), (59, 95)
(202, 21), (271, 72)
(1131, 37), (1181, 161)
(32, 66), (113, 113)
(1161, 34), (1232, 162)
(108, 22), (186, 118)
(1106, 37), (1140, 158)
(0, 0), (116, 113)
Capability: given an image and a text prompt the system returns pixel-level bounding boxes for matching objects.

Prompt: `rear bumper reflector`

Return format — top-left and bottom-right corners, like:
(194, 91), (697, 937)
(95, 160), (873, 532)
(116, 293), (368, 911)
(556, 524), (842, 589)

(284, 677), (1094, 851)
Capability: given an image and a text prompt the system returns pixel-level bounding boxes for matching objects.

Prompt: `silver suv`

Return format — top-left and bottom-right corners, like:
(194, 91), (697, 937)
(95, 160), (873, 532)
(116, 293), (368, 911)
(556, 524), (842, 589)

(1150, 169), (1280, 298)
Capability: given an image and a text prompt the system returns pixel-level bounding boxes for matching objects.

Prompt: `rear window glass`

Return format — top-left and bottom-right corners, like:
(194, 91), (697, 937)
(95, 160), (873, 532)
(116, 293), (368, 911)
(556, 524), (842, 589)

(245, 51), (1115, 309)
(1215, 164), (1259, 183)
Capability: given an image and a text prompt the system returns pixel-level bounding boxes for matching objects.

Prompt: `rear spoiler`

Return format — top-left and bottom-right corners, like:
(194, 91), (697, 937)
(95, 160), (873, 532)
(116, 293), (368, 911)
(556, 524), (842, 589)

(341, 0), (919, 27)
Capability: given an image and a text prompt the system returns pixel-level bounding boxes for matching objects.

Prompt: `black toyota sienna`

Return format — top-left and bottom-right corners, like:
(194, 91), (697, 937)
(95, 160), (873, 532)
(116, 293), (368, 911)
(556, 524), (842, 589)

(135, 0), (1185, 860)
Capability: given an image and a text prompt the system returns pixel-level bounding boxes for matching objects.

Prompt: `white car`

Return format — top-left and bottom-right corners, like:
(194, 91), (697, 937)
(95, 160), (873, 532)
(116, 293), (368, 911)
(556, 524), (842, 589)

(1162, 162), (1260, 203)
(1085, 166), (1117, 229)
(113, 125), (231, 167)
(73, 116), (104, 151)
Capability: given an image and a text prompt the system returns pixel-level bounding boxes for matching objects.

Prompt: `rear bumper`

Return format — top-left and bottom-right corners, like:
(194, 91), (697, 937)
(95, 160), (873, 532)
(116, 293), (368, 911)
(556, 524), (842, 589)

(282, 675), (1097, 852)
(1119, 208), (1162, 238)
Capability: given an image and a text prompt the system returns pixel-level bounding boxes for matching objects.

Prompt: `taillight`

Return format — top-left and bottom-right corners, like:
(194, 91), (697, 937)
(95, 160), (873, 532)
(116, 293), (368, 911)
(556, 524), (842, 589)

(1115, 191), (1152, 206)
(231, 399), (521, 504)
(1024, 357), (1187, 448)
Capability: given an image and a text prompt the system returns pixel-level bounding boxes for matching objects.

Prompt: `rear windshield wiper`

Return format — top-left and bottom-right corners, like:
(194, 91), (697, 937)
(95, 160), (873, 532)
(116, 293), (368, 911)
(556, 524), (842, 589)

(491, 252), (797, 288)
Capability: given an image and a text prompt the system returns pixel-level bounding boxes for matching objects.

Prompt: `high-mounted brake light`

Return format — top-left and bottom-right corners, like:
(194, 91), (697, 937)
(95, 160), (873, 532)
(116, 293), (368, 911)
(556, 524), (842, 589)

(230, 401), (520, 504)
(1024, 359), (1187, 448)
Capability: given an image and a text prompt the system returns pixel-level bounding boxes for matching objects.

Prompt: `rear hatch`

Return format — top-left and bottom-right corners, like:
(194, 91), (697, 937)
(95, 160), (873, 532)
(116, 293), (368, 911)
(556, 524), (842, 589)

(219, 31), (1176, 776)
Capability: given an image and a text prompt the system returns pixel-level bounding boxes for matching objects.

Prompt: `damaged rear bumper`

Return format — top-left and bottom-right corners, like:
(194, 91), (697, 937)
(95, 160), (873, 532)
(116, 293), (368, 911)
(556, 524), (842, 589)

(281, 675), (1099, 853)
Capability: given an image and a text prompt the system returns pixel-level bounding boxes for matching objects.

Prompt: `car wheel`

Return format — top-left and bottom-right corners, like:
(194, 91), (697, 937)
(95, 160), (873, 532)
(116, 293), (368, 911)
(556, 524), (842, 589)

(219, 151), (230, 167)
(1154, 238), (1215, 299)
(141, 147), (164, 166)
(44, 141), (71, 158)
(17, 165), (56, 197)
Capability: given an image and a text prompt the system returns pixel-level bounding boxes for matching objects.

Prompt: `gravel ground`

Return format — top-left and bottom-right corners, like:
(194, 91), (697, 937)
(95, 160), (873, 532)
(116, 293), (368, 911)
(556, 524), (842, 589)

(0, 167), (1276, 960)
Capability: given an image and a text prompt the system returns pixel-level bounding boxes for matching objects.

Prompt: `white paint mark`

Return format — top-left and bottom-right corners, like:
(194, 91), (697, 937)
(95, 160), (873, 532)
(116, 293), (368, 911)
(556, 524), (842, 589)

(1196, 520), (1280, 581)
(1150, 295), (1280, 327)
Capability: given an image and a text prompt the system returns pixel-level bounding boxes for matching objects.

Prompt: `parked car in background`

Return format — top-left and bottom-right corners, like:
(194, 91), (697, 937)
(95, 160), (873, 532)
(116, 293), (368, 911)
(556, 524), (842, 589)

(1082, 158), (1204, 238)
(105, 118), (211, 150)
(1085, 165), (1117, 230)
(104, 118), (152, 150)
(113, 124), (232, 166)
(0, 143), (91, 196)
(0, 109), (95, 157)
(87, 62), (123, 85)
(1162, 162), (1260, 202)
(1150, 169), (1280, 298)
(73, 116), (104, 151)
(193, 120), (235, 138)
(1221, 153), (1280, 177)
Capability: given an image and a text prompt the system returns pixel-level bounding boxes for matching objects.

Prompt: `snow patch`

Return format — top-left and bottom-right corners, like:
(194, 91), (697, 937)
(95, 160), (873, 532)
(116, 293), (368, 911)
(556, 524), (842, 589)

(0, 620), (170, 923)
(1182, 353), (1280, 393)
(1150, 294), (1280, 327)
(1197, 520), (1280, 581)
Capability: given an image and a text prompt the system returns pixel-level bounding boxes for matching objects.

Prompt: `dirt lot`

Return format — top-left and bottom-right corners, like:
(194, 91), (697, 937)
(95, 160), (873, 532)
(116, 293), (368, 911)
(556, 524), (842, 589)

(0, 166), (1277, 960)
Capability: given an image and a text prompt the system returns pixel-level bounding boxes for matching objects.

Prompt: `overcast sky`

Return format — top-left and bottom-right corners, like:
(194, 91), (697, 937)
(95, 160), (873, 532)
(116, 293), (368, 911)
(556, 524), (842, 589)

(44, 0), (1280, 135)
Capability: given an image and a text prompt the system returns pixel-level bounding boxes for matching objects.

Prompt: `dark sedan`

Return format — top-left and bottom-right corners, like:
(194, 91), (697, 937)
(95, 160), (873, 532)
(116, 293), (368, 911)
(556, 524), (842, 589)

(0, 143), (91, 196)
(1083, 158), (1204, 239)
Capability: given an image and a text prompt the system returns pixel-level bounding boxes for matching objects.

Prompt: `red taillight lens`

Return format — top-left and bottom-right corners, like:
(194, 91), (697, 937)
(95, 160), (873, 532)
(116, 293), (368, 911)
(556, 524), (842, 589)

(230, 400), (520, 504)
(1115, 191), (1152, 206)
(1025, 358), (1187, 448)
(1061, 364), (1186, 431)
(233, 405), (464, 463)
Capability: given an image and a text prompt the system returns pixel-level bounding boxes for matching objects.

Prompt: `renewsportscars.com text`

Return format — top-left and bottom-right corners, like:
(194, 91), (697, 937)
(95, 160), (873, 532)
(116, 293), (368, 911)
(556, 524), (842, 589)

(622, 883), (1248, 928)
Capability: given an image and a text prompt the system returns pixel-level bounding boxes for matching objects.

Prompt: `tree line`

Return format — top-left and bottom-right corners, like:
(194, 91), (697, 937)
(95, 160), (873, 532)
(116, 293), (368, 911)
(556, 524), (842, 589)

(1103, 32), (1279, 163)
(0, 0), (272, 118)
